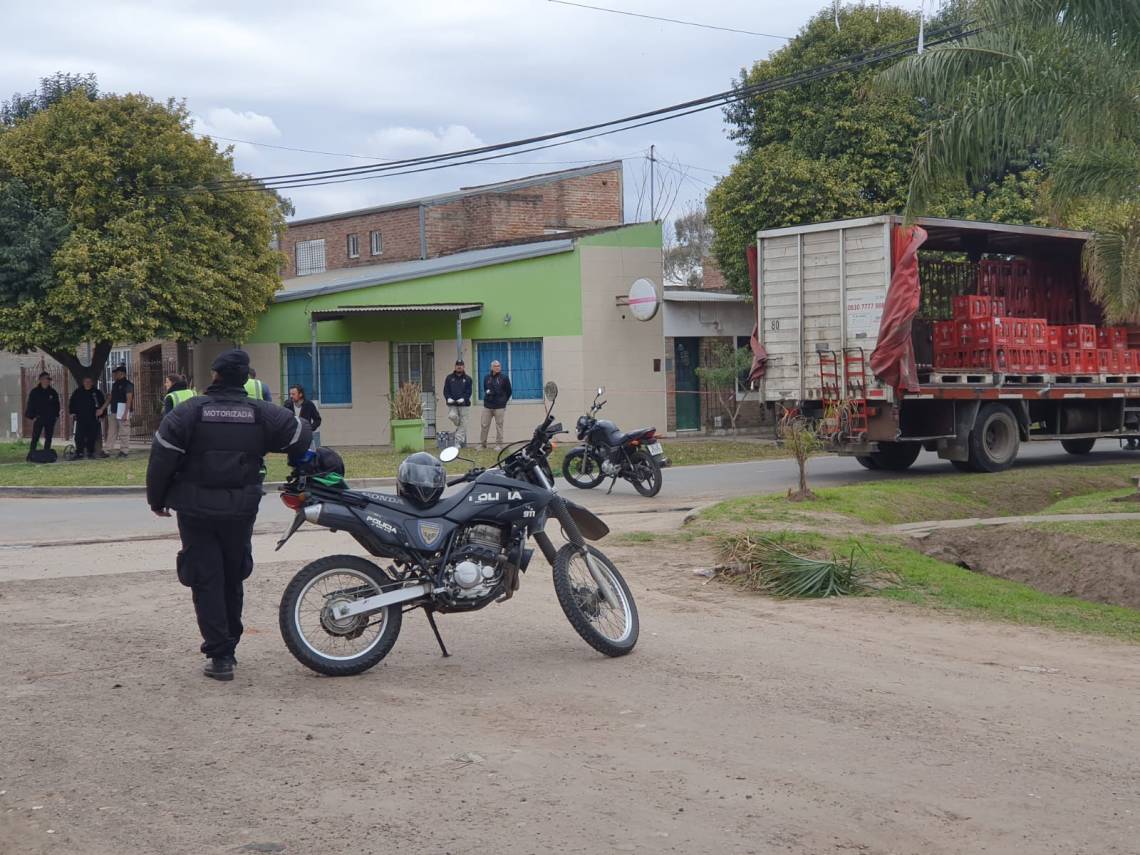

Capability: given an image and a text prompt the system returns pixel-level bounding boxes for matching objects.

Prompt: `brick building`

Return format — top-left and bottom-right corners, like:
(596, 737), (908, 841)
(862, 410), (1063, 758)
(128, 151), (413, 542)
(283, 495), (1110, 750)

(280, 161), (624, 278)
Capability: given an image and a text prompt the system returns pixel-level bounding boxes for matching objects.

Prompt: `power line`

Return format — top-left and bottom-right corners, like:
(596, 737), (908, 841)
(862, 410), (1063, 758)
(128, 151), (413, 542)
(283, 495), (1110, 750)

(180, 19), (979, 195)
(546, 0), (791, 39)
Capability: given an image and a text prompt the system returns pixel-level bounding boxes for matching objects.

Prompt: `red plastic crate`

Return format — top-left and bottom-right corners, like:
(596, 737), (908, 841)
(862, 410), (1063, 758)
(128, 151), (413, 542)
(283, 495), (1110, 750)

(1099, 349), (1123, 374)
(1046, 326), (1062, 349)
(1028, 319), (1048, 346)
(1097, 327), (1129, 351)
(971, 319), (993, 348)
(952, 295), (991, 320)
(933, 348), (962, 369)
(991, 298), (1006, 316)
(1064, 325), (1097, 349)
(1046, 348), (1064, 374)
(1078, 349), (1099, 374)
(934, 321), (958, 349)
(1058, 350), (1077, 374)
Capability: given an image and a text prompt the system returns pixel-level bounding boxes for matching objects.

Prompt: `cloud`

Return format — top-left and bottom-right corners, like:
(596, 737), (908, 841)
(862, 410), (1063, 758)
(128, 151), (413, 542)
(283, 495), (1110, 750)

(192, 107), (281, 142)
(366, 125), (484, 159)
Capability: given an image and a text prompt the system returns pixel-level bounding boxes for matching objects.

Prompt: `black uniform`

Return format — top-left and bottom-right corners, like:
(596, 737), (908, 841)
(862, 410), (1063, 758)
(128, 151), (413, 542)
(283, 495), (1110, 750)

(146, 382), (311, 660)
(69, 385), (105, 458)
(25, 384), (61, 451)
(443, 371), (472, 407)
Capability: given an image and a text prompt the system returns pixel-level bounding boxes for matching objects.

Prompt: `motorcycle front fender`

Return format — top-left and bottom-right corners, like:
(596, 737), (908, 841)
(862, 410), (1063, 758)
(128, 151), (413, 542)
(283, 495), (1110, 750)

(562, 498), (609, 541)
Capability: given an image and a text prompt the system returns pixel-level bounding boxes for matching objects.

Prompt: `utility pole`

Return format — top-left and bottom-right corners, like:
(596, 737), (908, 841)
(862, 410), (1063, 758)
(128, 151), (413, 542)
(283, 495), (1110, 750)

(649, 144), (656, 221)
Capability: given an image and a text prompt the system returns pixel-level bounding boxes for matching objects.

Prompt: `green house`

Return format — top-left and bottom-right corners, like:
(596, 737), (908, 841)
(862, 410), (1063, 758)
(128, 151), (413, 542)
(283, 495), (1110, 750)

(192, 222), (666, 448)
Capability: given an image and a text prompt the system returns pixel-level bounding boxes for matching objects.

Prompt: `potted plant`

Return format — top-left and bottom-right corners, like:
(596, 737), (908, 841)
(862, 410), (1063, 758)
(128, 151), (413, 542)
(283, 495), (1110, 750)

(390, 382), (425, 453)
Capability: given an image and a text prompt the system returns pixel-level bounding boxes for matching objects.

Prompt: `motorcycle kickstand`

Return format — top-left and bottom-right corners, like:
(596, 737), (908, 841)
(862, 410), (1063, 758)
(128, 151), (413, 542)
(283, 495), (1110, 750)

(423, 607), (451, 658)
(606, 475), (618, 495)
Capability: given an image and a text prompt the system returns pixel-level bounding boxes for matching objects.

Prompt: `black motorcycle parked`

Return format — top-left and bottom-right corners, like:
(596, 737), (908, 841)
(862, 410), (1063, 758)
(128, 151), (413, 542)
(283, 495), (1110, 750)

(275, 382), (639, 676)
(562, 387), (668, 497)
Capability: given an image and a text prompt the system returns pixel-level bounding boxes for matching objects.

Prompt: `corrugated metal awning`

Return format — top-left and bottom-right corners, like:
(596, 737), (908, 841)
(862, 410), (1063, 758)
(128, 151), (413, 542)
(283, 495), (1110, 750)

(311, 303), (483, 322)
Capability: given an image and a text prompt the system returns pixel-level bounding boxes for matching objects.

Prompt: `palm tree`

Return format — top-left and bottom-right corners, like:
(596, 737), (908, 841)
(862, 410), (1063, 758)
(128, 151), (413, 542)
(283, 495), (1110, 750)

(879, 1), (1140, 321)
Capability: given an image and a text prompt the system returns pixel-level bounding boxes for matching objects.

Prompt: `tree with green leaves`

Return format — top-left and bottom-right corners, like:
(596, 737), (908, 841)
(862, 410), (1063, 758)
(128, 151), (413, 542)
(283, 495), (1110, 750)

(0, 83), (287, 382)
(879, 0), (1140, 320)
(664, 204), (714, 287)
(1, 72), (98, 127)
(694, 339), (753, 431)
(708, 2), (1048, 294)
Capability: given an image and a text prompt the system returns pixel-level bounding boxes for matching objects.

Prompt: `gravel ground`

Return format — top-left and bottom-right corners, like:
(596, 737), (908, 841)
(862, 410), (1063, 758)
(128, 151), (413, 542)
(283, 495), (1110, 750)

(1, 513), (1138, 854)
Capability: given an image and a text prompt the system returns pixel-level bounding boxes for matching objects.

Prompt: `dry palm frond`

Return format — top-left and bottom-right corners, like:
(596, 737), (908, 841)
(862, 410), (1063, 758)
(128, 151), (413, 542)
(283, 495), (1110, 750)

(391, 382), (423, 420)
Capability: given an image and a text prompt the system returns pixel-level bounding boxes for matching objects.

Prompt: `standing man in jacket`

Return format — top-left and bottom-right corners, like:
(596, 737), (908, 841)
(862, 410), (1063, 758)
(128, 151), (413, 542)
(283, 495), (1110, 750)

(146, 349), (312, 681)
(244, 367), (271, 402)
(24, 372), (60, 453)
(442, 359), (472, 447)
(106, 365), (134, 457)
(69, 376), (106, 459)
(480, 359), (512, 450)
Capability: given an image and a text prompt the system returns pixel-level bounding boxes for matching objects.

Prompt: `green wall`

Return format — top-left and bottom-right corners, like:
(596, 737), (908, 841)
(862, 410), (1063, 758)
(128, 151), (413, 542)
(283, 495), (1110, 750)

(249, 245), (583, 346)
(248, 222), (663, 346)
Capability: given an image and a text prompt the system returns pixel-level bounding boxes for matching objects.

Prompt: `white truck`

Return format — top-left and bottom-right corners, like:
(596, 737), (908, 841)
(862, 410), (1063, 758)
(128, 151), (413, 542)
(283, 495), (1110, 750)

(754, 215), (1140, 472)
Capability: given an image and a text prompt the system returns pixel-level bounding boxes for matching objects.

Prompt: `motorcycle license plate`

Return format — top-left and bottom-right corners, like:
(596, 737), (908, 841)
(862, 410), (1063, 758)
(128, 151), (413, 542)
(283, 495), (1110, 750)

(647, 442), (663, 456)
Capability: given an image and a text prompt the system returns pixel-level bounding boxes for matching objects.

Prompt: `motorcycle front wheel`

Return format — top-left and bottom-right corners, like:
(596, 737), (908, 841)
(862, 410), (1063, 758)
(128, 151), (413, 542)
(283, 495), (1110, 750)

(552, 545), (639, 657)
(279, 555), (403, 677)
(562, 447), (605, 489)
(628, 450), (662, 497)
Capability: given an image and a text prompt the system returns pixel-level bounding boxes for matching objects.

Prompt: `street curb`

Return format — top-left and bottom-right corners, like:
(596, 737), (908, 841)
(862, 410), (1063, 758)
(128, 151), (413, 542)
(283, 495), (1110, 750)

(0, 476), (398, 499)
(682, 502), (719, 525)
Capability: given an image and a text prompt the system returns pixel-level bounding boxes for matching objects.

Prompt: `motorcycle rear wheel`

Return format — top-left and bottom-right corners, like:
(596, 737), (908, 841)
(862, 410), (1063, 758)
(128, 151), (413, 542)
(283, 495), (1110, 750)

(279, 555), (403, 677)
(552, 545), (639, 657)
(628, 450), (662, 497)
(562, 447), (605, 489)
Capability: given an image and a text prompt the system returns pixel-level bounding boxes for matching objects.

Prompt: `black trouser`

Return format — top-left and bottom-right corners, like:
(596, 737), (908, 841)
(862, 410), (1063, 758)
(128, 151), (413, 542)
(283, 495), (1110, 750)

(175, 513), (257, 659)
(74, 418), (99, 457)
(30, 417), (57, 451)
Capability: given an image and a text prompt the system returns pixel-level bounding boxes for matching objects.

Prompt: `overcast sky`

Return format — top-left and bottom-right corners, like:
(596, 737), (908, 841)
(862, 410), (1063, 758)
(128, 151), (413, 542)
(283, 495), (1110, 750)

(0, 1), (915, 224)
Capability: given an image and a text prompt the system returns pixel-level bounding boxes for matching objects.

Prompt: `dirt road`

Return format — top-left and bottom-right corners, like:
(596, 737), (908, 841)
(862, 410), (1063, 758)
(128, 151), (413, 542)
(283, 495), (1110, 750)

(2, 512), (1138, 854)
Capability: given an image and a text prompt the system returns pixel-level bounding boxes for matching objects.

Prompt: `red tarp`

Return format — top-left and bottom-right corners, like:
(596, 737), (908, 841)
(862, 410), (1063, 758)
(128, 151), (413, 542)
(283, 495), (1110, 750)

(745, 244), (769, 382)
(870, 225), (928, 392)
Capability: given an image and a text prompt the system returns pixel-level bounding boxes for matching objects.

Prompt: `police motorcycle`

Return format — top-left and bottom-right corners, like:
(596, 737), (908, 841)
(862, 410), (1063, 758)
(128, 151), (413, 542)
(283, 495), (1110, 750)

(275, 382), (638, 676)
(561, 387), (668, 497)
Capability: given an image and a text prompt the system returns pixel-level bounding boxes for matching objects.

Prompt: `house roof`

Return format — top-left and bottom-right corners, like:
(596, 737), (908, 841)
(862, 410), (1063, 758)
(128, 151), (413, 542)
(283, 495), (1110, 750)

(275, 237), (575, 303)
(310, 303), (483, 322)
(287, 160), (623, 227)
(663, 289), (749, 303)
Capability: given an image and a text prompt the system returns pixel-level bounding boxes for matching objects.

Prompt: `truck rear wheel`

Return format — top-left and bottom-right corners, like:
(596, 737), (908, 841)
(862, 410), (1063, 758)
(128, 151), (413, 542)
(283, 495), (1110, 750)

(968, 404), (1020, 473)
(869, 442), (921, 471)
(855, 455), (879, 470)
(1061, 438), (1096, 455)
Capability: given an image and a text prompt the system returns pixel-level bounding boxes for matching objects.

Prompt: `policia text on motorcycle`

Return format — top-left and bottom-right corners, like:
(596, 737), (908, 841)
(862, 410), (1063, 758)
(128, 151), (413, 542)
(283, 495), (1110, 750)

(146, 349), (312, 682)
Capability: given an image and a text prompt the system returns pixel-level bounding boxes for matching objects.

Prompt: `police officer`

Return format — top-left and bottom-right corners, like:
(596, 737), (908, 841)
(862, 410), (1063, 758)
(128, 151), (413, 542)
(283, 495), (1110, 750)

(146, 349), (311, 681)
(162, 373), (196, 415)
(244, 367), (271, 402)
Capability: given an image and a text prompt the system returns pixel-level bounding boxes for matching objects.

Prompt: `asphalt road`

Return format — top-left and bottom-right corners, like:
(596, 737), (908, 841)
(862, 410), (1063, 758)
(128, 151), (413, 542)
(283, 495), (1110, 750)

(2, 440), (1137, 545)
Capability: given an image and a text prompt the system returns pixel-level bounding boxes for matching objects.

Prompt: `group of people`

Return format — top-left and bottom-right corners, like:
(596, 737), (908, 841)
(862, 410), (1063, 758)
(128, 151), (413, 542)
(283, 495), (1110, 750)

(24, 365), (135, 460)
(25, 363), (323, 462)
(442, 358), (513, 449)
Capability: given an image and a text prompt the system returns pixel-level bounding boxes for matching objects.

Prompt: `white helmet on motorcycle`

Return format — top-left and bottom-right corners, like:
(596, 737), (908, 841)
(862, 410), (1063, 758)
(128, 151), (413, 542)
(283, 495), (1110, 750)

(397, 452), (446, 508)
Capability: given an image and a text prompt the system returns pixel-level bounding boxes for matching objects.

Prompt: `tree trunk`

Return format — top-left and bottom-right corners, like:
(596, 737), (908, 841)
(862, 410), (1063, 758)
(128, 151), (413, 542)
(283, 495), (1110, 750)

(798, 457), (808, 494)
(45, 342), (112, 386)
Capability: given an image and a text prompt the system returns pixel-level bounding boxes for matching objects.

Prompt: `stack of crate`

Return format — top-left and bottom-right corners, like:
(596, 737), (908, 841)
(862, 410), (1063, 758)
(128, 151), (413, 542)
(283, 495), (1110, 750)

(933, 298), (1140, 376)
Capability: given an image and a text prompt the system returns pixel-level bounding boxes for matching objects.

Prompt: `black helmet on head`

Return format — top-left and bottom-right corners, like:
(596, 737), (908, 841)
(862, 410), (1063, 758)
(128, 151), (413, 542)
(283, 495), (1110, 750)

(397, 452), (446, 508)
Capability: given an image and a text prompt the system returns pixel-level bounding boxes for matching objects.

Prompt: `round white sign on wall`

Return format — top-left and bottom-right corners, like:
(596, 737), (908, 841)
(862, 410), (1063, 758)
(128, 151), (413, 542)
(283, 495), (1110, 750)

(627, 278), (659, 321)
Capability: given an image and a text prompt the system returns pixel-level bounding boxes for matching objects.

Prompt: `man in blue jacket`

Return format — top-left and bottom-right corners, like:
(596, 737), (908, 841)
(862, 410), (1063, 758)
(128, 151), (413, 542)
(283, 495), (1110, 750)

(442, 359), (472, 447)
(479, 360), (512, 450)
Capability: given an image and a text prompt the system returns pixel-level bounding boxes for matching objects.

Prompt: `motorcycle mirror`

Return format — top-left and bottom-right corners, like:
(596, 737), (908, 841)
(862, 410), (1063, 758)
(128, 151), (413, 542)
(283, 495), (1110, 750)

(596, 386), (605, 397)
(439, 447), (460, 463)
(543, 381), (558, 401)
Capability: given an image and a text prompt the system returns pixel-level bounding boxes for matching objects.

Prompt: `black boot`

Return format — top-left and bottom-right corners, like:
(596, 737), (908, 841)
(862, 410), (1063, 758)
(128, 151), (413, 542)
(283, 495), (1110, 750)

(203, 658), (234, 681)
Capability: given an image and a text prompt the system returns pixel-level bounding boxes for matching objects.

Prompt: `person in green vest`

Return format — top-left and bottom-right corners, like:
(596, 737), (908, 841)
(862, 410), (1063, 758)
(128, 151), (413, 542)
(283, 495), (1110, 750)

(162, 373), (197, 415)
(244, 367), (272, 402)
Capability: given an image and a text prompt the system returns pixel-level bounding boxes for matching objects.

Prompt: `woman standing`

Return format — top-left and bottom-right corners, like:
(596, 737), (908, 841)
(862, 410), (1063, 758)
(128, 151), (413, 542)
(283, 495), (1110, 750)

(284, 384), (322, 446)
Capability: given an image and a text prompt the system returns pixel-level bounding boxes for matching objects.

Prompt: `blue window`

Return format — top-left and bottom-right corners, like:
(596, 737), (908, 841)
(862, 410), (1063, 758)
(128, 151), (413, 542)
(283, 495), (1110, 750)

(284, 345), (352, 405)
(476, 339), (543, 401)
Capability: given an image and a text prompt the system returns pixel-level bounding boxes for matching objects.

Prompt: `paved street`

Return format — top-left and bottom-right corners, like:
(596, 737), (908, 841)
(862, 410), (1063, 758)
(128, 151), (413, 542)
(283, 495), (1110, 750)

(1, 440), (1137, 547)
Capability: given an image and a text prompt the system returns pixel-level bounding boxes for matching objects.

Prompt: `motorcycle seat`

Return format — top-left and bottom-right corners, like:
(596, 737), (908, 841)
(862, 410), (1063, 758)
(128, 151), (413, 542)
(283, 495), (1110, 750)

(607, 427), (656, 446)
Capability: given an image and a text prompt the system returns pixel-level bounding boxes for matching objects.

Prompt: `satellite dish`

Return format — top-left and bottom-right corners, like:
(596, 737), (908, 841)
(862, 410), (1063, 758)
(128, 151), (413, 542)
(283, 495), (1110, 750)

(627, 278), (659, 321)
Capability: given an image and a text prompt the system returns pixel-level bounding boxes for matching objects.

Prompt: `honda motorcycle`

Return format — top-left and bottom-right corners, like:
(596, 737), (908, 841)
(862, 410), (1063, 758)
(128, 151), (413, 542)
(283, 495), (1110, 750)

(275, 382), (639, 676)
(561, 387), (668, 497)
